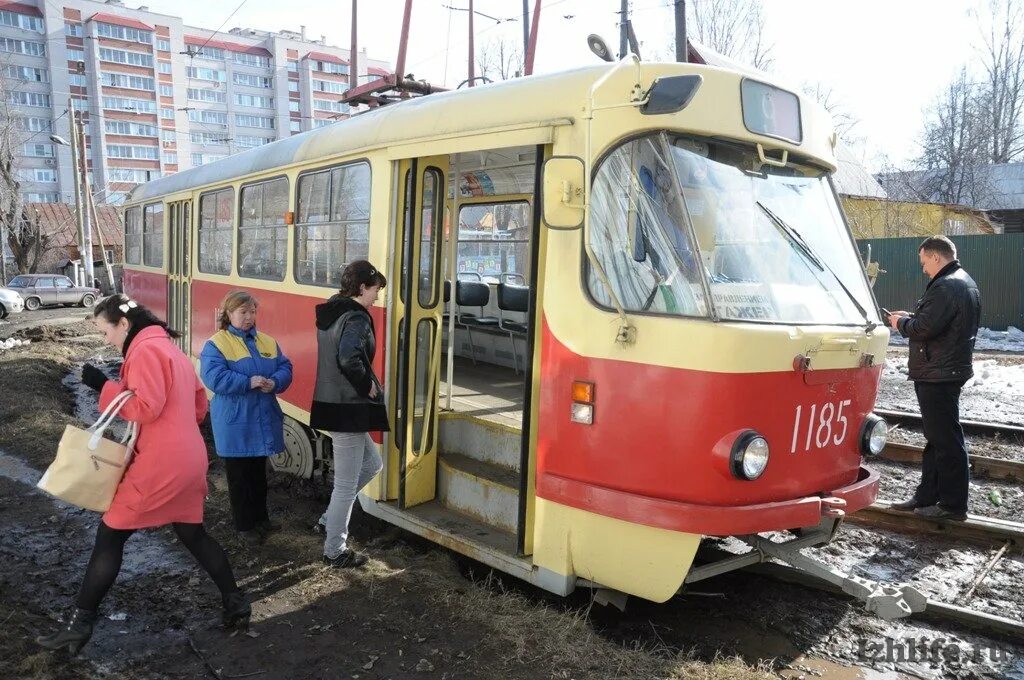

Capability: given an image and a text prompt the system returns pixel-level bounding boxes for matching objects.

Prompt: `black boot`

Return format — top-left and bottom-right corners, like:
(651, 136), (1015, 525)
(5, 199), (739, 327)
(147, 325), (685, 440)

(222, 591), (251, 630)
(36, 608), (98, 654)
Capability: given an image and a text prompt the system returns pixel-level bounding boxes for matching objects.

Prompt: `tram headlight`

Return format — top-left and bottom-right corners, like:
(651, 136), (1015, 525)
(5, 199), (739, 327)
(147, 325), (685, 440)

(730, 431), (770, 481)
(860, 414), (888, 456)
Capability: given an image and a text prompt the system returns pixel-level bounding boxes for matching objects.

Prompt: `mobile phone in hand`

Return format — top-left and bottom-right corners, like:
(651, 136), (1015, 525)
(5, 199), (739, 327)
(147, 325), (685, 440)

(879, 307), (891, 320)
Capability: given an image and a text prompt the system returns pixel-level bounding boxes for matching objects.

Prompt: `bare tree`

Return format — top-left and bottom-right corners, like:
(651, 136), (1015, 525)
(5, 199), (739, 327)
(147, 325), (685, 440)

(7, 206), (51, 274)
(972, 0), (1024, 163)
(917, 69), (995, 206)
(803, 82), (860, 144)
(685, 0), (774, 70)
(476, 36), (524, 82)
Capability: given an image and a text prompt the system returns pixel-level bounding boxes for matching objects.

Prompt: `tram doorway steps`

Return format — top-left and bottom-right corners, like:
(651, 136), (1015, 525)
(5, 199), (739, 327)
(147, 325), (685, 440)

(438, 414), (521, 473)
(438, 452), (520, 534)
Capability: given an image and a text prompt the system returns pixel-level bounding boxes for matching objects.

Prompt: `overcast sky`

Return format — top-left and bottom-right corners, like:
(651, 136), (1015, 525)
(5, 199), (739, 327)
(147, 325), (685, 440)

(136, 0), (983, 171)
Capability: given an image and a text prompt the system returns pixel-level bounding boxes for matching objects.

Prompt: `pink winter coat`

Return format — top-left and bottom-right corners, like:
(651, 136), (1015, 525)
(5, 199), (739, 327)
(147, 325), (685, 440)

(98, 325), (210, 529)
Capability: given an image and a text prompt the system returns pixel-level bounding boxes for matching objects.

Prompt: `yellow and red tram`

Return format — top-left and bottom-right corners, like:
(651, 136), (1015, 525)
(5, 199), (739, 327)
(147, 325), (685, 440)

(122, 59), (890, 603)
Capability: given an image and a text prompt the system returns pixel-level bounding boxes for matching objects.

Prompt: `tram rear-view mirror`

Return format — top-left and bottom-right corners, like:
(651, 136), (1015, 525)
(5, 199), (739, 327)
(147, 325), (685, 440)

(542, 157), (585, 230)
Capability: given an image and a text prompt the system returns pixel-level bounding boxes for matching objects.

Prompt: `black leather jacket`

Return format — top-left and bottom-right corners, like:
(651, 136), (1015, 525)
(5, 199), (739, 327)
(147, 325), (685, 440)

(897, 261), (981, 382)
(310, 295), (389, 433)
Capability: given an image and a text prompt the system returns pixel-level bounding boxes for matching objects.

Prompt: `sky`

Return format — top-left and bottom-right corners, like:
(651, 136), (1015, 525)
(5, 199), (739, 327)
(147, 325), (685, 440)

(131, 0), (984, 171)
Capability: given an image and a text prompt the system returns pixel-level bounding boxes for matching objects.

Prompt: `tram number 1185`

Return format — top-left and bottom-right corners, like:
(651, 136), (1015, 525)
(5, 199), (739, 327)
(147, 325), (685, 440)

(790, 400), (852, 453)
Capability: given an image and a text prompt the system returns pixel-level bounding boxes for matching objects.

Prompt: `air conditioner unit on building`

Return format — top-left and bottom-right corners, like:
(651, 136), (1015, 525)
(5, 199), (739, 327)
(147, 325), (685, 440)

(162, 141), (174, 148)
(44, 158), (56, 166)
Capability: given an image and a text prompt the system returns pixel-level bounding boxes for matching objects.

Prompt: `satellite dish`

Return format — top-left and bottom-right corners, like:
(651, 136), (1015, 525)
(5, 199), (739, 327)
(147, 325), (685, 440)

(587, 34), (613, 62)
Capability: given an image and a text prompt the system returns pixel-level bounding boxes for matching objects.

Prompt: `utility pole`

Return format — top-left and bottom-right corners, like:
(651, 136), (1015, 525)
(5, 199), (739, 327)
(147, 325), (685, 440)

(619, 0), (629, 59)
(522, 0), (529, 59)
(524, 0), (541, 75)
(349, 0), (359, 94)
(74, 110), (95, 287)
(674, 0), (687, 62)
(67, 100), (87, 287)
(87, 187), (116, 293)
(467, 0), (475, 86)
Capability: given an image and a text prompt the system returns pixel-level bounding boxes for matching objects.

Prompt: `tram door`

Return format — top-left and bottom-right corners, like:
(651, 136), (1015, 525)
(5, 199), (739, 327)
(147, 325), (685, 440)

(388, 156), (448, 509)
(166, 200), (191, 354)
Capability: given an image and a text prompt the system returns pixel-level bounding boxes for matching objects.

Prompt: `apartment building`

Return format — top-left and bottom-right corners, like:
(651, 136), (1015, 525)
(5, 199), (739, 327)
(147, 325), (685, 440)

(1, 0), (391, 205)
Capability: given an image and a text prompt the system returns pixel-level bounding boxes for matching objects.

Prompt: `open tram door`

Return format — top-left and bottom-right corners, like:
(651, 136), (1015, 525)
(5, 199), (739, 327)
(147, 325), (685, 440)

(166, 199), (191, 354)
(387, 156), (449, 508)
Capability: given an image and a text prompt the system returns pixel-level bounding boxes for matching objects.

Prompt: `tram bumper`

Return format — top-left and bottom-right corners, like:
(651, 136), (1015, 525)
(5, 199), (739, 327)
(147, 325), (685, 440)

(693, 464), (880, 536)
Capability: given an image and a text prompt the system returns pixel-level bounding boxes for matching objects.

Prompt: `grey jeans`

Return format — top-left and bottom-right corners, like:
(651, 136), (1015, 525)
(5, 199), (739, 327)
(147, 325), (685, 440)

(321, 431), (383, 559)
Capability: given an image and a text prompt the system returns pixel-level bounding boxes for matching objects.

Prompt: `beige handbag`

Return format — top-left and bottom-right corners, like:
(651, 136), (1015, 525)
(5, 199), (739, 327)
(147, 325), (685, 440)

(37, 390), (139, 512)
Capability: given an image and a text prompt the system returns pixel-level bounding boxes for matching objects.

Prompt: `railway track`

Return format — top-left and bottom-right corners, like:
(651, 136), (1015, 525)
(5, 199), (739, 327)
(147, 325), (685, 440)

(850, 501), (1024, 546)
(875, 408), (1024, 438)
(880, 441), (1024, 482)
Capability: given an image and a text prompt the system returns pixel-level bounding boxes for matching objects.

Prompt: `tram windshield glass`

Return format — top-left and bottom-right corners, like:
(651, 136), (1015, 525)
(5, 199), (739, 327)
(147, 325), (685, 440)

(588, 133), (879, 325)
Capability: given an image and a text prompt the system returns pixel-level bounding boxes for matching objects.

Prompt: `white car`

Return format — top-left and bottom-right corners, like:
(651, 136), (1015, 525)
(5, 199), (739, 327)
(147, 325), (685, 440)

(0, 286), (25, 319)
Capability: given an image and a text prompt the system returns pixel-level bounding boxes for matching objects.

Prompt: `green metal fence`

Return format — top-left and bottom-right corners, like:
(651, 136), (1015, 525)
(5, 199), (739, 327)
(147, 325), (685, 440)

(857, 234), (1024, 331)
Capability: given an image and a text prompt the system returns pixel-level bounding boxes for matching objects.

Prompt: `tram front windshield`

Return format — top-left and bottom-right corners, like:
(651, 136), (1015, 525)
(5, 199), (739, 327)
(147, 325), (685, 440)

(587, 133), (879, 326)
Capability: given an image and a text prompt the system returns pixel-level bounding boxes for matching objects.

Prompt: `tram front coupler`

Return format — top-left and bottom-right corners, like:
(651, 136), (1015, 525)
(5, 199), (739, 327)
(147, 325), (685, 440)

(736, 530), (927, 622)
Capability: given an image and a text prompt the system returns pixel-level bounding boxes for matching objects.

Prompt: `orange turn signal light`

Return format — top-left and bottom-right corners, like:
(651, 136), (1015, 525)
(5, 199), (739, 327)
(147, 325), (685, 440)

(284, 210), (294, 225)
(571, 381), (594, 404)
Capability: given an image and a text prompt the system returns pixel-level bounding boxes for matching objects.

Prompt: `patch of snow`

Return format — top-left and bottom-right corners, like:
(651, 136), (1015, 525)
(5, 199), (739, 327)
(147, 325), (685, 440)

(0, 338), (31, 352)
(889, 326), (1024, 353)
(884, 356), (1024, 398)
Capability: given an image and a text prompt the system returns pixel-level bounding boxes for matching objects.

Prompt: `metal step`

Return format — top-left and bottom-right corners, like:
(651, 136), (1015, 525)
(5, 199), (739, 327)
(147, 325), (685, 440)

(437, 451), (520, 534)
(438, 413), (521, 472)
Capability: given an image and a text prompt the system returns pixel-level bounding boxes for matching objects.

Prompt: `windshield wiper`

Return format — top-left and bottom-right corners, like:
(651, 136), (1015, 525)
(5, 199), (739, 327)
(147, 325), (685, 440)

(756, 201), (876, 332)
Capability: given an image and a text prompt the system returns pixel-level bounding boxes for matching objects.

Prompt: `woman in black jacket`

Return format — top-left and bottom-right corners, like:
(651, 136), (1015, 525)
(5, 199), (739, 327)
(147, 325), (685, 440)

(310, 260), (389, 568)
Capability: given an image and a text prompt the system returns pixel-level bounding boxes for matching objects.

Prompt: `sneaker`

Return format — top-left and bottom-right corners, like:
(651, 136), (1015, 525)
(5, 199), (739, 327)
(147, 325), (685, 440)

(322, 549), (368, 569)
(914, 505), (968, 522)
(312, 518), (327, 535)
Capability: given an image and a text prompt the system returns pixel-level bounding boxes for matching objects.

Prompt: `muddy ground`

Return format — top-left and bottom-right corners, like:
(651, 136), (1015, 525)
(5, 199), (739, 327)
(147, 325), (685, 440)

(1, 316), (1022, 679)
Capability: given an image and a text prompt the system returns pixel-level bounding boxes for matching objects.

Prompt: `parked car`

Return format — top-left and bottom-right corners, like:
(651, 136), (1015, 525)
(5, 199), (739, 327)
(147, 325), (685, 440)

(0, 286), (24, 319)
(6, 274), (100, 311)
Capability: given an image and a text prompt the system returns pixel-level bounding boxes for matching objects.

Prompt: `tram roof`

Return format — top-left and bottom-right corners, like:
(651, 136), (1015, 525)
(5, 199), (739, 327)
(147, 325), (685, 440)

(128, 61), (817, 203)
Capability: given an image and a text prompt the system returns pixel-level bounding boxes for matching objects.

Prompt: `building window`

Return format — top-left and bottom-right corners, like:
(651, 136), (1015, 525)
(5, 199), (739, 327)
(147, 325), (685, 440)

(314, 119), (335, 128)
(125, 206), (142, 264)
(101, 72), (155, 90)
(191, 45), (225, 60)
(288, 100), (299, 112)
(5, 64), (48, 82)
(160, 107), (175, 119)
(106, 144), (160, 159)
(102, 96), (157, 113)
(313, 99), (347, 114)
(8, 91), (52, 108)
(198, 188), (234, 274)
(23, 192), (61, 202)
(23, 142), (55, 157)
(159, 61), (172, 74)
(66, 47), (85, 61)
(315, 60), (348, 75)
(0, 9), (44, 32)
(160, 129), (175, 142)
(287, 59), (298, 72)
(235, 135), (271, 148)
(143, 202), (164, 266)
(233, 72), (272, 88)
(187, 109), (227, 126)
(108, 168), (159, 183)
(17, 116), (52, 132)
(159, 84), (173, 97)
(105, 120), (158, 137)
(233, 52), (270, 68)
(235, 114), (274, 129)
(186, 66), (226, 82)
(1, 37), (45, 56)
(295, 161), (370, 286)
(96, 22), (152, 44)
(187, 88), (226, 103)
(65, 22), (83, 37)
(191, 131), (229, 146)
(68, 73), (87, 87)
(289, 120), (301, 133)
(99, 47), (154, 67)
(313, 78), (346, 94)
(288, 81), (299, 93)
(238, 177), (288, 280)
(235, 93), (273, 109)
(157, 38), (171, 51)
(21, 168), (57, 183)
(162, 152), (178, 165)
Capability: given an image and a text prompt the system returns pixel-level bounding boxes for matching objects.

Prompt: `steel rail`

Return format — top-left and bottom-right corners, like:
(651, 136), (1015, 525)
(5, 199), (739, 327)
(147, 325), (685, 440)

(880, 441), (1024, 482)
(875, 408), (1024, 438)
(850, 501), (1024, 546)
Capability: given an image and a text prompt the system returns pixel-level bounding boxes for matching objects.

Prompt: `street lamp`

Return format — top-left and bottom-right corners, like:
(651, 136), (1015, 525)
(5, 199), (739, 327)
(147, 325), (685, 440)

(49, 134), (71, 146)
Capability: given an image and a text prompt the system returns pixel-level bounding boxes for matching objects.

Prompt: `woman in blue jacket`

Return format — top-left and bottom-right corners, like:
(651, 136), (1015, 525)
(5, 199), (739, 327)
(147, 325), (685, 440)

(201, 291), (293, 544)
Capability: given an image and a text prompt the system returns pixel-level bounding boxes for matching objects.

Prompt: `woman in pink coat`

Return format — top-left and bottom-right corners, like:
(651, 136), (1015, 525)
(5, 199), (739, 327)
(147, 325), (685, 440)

(36, 295), (250, 655)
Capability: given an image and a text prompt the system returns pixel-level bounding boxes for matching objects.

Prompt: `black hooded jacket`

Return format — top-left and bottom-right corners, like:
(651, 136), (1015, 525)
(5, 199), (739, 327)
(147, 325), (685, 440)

(309, 295), (389, 433)
(897, 260), (981, 382)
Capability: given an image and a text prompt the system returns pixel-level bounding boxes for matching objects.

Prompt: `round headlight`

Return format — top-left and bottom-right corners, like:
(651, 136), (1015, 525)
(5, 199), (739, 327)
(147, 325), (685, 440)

(860, 414), (888, 456)
(731, 431), (770, 480)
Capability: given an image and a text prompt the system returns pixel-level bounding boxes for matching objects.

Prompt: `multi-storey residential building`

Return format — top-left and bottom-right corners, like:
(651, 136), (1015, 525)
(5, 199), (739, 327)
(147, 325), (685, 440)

(1, 0), (391, 205)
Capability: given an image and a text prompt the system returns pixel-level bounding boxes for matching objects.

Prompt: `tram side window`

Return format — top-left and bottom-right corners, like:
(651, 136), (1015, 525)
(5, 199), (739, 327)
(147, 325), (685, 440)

(457, 202), (530, 283)
(124, 206), (142, 264)
(198, 188), (234, 275)
(239, 177), (288, 281)
(142, 202), (164, 267)
(295, 161), (370, 287)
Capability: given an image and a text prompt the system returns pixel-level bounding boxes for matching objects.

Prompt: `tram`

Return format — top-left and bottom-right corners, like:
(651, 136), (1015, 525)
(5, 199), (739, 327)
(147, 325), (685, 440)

(122, 59), (890, 604)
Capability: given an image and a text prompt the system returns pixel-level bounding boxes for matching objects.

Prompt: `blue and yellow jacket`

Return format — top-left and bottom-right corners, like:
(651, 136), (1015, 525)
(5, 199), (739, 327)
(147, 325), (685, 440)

(200, 325), (293, 457)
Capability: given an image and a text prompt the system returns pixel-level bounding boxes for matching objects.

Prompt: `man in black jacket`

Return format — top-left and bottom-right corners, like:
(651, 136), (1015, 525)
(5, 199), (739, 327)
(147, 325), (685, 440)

(888, 236), (981, 521)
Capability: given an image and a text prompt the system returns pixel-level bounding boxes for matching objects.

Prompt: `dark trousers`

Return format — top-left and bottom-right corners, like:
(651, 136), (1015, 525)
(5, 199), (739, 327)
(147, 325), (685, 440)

(914, 381), (970, 514)
(222, 457), (269, 531)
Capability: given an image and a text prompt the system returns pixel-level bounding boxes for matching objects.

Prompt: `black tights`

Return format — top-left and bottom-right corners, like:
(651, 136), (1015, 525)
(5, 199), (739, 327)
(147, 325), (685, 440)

(76, 521), (238, 611)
